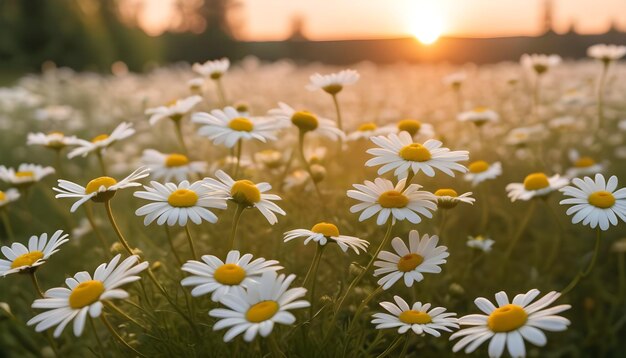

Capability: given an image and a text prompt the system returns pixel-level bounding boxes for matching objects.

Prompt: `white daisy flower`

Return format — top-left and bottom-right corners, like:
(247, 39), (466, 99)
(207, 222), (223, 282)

(67, 122), (135, 159)
(559, 174), (626, 231)
(443, 72), (466, 89)
(0, 188), (20, 208)
(268, 102), (345, 140)
(141, 149), (207, 182)
(27, 131), (79, 150)
(54, 167), (150, 212)
(506, 173), (568, 202)
(505, 125), (548, 147)
(27, 254), (148, 338)
(434, 189), (475, 209)
(254, 149), (284, 170)
(134, 180), (227, 226)
(395, 119), (435, 139)
(373, 230), (449, 290)
(457, 107), (499, 126)
(0, 164), (55, 188)
(192, 58), (230, 79)
(366, 132), (469, 179)
(192, 106), (285, 148)
(347, 177), (437, 225)
(283, 222), (369, 254)
(372, 295), (458, 336)
(306, 69), (360, 94)
(587, 44), (626, 62)
(565, 150), (604, 179)
(346, 123), (396, 141)
(187, 77), (205, 94)
(520, 54), (561, 75)
(450, 289), (571, 358)
(0, 230), (69, 276)
(467, 235), (495, 252)
(181, 250), (282, 302)
(145, 95), (203, 126)
(283, 170), (311, 191)
(203, 170), (286, 225)
(209, 271), (310, 342)
(465, 160), (502, 186)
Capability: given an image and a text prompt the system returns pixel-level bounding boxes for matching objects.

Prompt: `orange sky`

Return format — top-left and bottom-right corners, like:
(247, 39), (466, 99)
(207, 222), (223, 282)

(139, 0), (626, 40)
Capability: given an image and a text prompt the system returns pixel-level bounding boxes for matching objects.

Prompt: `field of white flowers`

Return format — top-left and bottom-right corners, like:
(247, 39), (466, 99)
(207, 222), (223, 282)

(1, 47), (626, 357)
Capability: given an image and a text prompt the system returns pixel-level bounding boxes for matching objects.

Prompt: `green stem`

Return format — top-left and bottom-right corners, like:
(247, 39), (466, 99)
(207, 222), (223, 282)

(398, 335), (410, 358)
(229, 204), (245, 251)
(0, 209), (15, 241)
(597, 61), (609, 131)
(89, 316), (104, 356)
(104, 301), (149, 331)
(479, 185), (490, 233)
(532, 74), (542, 123)
(331, 93), (343, 131)
(438, 210), (448, 239)
(164, 226), (184, 266)
(297, 131), (325, 204)
(173, 120), (188, 155)
(376, 335), (404, 358)
(54, 149), (64, 178)
(503, 200), (536, 261)
(100, 314), (146, 358)
(561, 228), (602, 295)
(104, 201), (134, 256)
(96, 151), (107, 176)
(302, 245), (325, 288)
(545, 201), (566, 270)
(84, 204), (110, 258)
(268, 334), (286, 358)
(184, 224), (198, 260)
(348, 286), (383, 333)
(29, 271), (44, 298)
(215, 78), (227, 107)
(234, 139), (242, 178)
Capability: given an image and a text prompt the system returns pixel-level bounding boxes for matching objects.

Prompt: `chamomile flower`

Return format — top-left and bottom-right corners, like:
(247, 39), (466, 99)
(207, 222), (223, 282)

(0, 230), (68, 276)
(0, 188), (19, 208)
(192, 58), (230, 79)
(559, 174), (626, 231)
(346, 122), (395, 141)
(505, 125), (548, 147)
(209, 271), (309, 342)
(254, 150), (284, 170)
(464, 160), (502, 186)
(0, 164), (55, 188)
(395, 119), (435, 138)
(27, 132), (78, 150)
(565, 150), (604, 179)
(141, 149), (207, 182)
(347, 177), (437, 225)
(134, 180), (227, 226)
(268, 102), (344, 140)
(373, 230), (449, 290)
(443, 72), (466, 89)
(587, 44), (626, 62)
(187, 77), (204, 94)
(434, 189), (475, 209)
(27, 254), (148, 338)
(467, 235), (495, 252)
(372, 295), (458, 336)
(67, 122), (135, 159)
(450, 289), (571, 358)
(506, 173), (568, 202)
(283, 222), (369, 254)
(457, 107), (499, 126)
(520, 54), (561, 75)
(192, 106), (285, 148)
(366, 132), (469, 179)
(203, 170), (286, 225)
(181, 250), (282, 302)
(306, 69), (360, 94)
(54, 167), (150, 212)
(145, 95), (203, 126)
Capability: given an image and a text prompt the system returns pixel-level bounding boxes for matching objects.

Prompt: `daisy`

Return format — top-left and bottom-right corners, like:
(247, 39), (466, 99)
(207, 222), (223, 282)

(347, 177), (437, 225)
(283, 222), (369, 254)
(374, 230), (449, 290)
(505, 125), (548, 147)
(565, 150), (604, 179)
(283, 170), (311, 191)
(457, 107), (499, 126)
(450, 289), (571, 358)
(203, 170), (285, 225)
(0, 164), (55, 188)
(396, 119), (435, 138)
(306, 69), (360, 94)
(187, 77), (204, 94)
(372, 295), (458, 336)
(346, 123), (395, 141)
(141, 149), (207, 182)
(268, 102), (344, 140)
(181, 250), (282, 302)
(209, 271), (309, 342)
(67, 122), (135, 159)
(145, 95), (203, 126)
(559, 174), (626, 231)
(0, 230), (69, 276)
(443, 72), (466, 89)
(54, 167), (150, 212)
(134, 180), (228, 226)
(467, 235), (495, 252)
(192, 58), (230, 79)
(366, 132), (469, 179)
(587, 44), (626, 63)
(434, 189), (475, 209)
(520, 54), (561, 75)
(254, 150), (284, 170)
(27, 254), (149, 338)
(27, 132), (78, 150)
(0, 188), (20, 208)
(506, 173), (568, 202)
(192, 106), (285, 148)
(464, 160), (502, 186)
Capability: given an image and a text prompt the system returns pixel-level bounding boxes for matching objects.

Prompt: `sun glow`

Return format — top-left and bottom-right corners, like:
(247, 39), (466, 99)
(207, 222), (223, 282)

(407, 2), (445, 45)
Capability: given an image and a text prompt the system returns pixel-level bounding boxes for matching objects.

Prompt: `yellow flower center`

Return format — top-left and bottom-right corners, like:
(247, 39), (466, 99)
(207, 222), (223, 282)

(235, 103), (249, 113)
(85, 177), (118, 194)
(291, 111), (319, 132)
(487, 304), (528, 333)
(534, 64), (548, 74)
(399, 143), (431, 162)
(210, 72), (222, 80)
(434, 189), (458, 197)
(15, 171), (34, 178)
(399, 310), (432, 324)
(397, 253), (424, 272)
(588, 191), (615, 209)
(311, 222), (340, 237)
(165, 153), (189, 167)
(523, 173), (550, 191)
(10, 251), (44, 269)
(91, 134), (109, 143)
(574, 157), (595, 168)
(69, 280), (105, 309)
(473, 106), (489, 113)
(213, 263), (246, 285)
(468, 160), (489, 173)
(246, 300), (279, 323)
(167, 189), (198, 208)
(228, 117), (254, 132)
(323, 84), (343, 95)
(358, 123), (377, 132)
(0, 191), (5, 201)
(231, 180), (261, 206)
(378, 190), (409, 208)
(48, 131), (64, 136)
(397, 119), (422, 136)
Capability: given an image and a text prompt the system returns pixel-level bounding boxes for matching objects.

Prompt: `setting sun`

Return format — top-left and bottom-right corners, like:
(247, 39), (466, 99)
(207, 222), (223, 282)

(407, 2), (444, 45)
